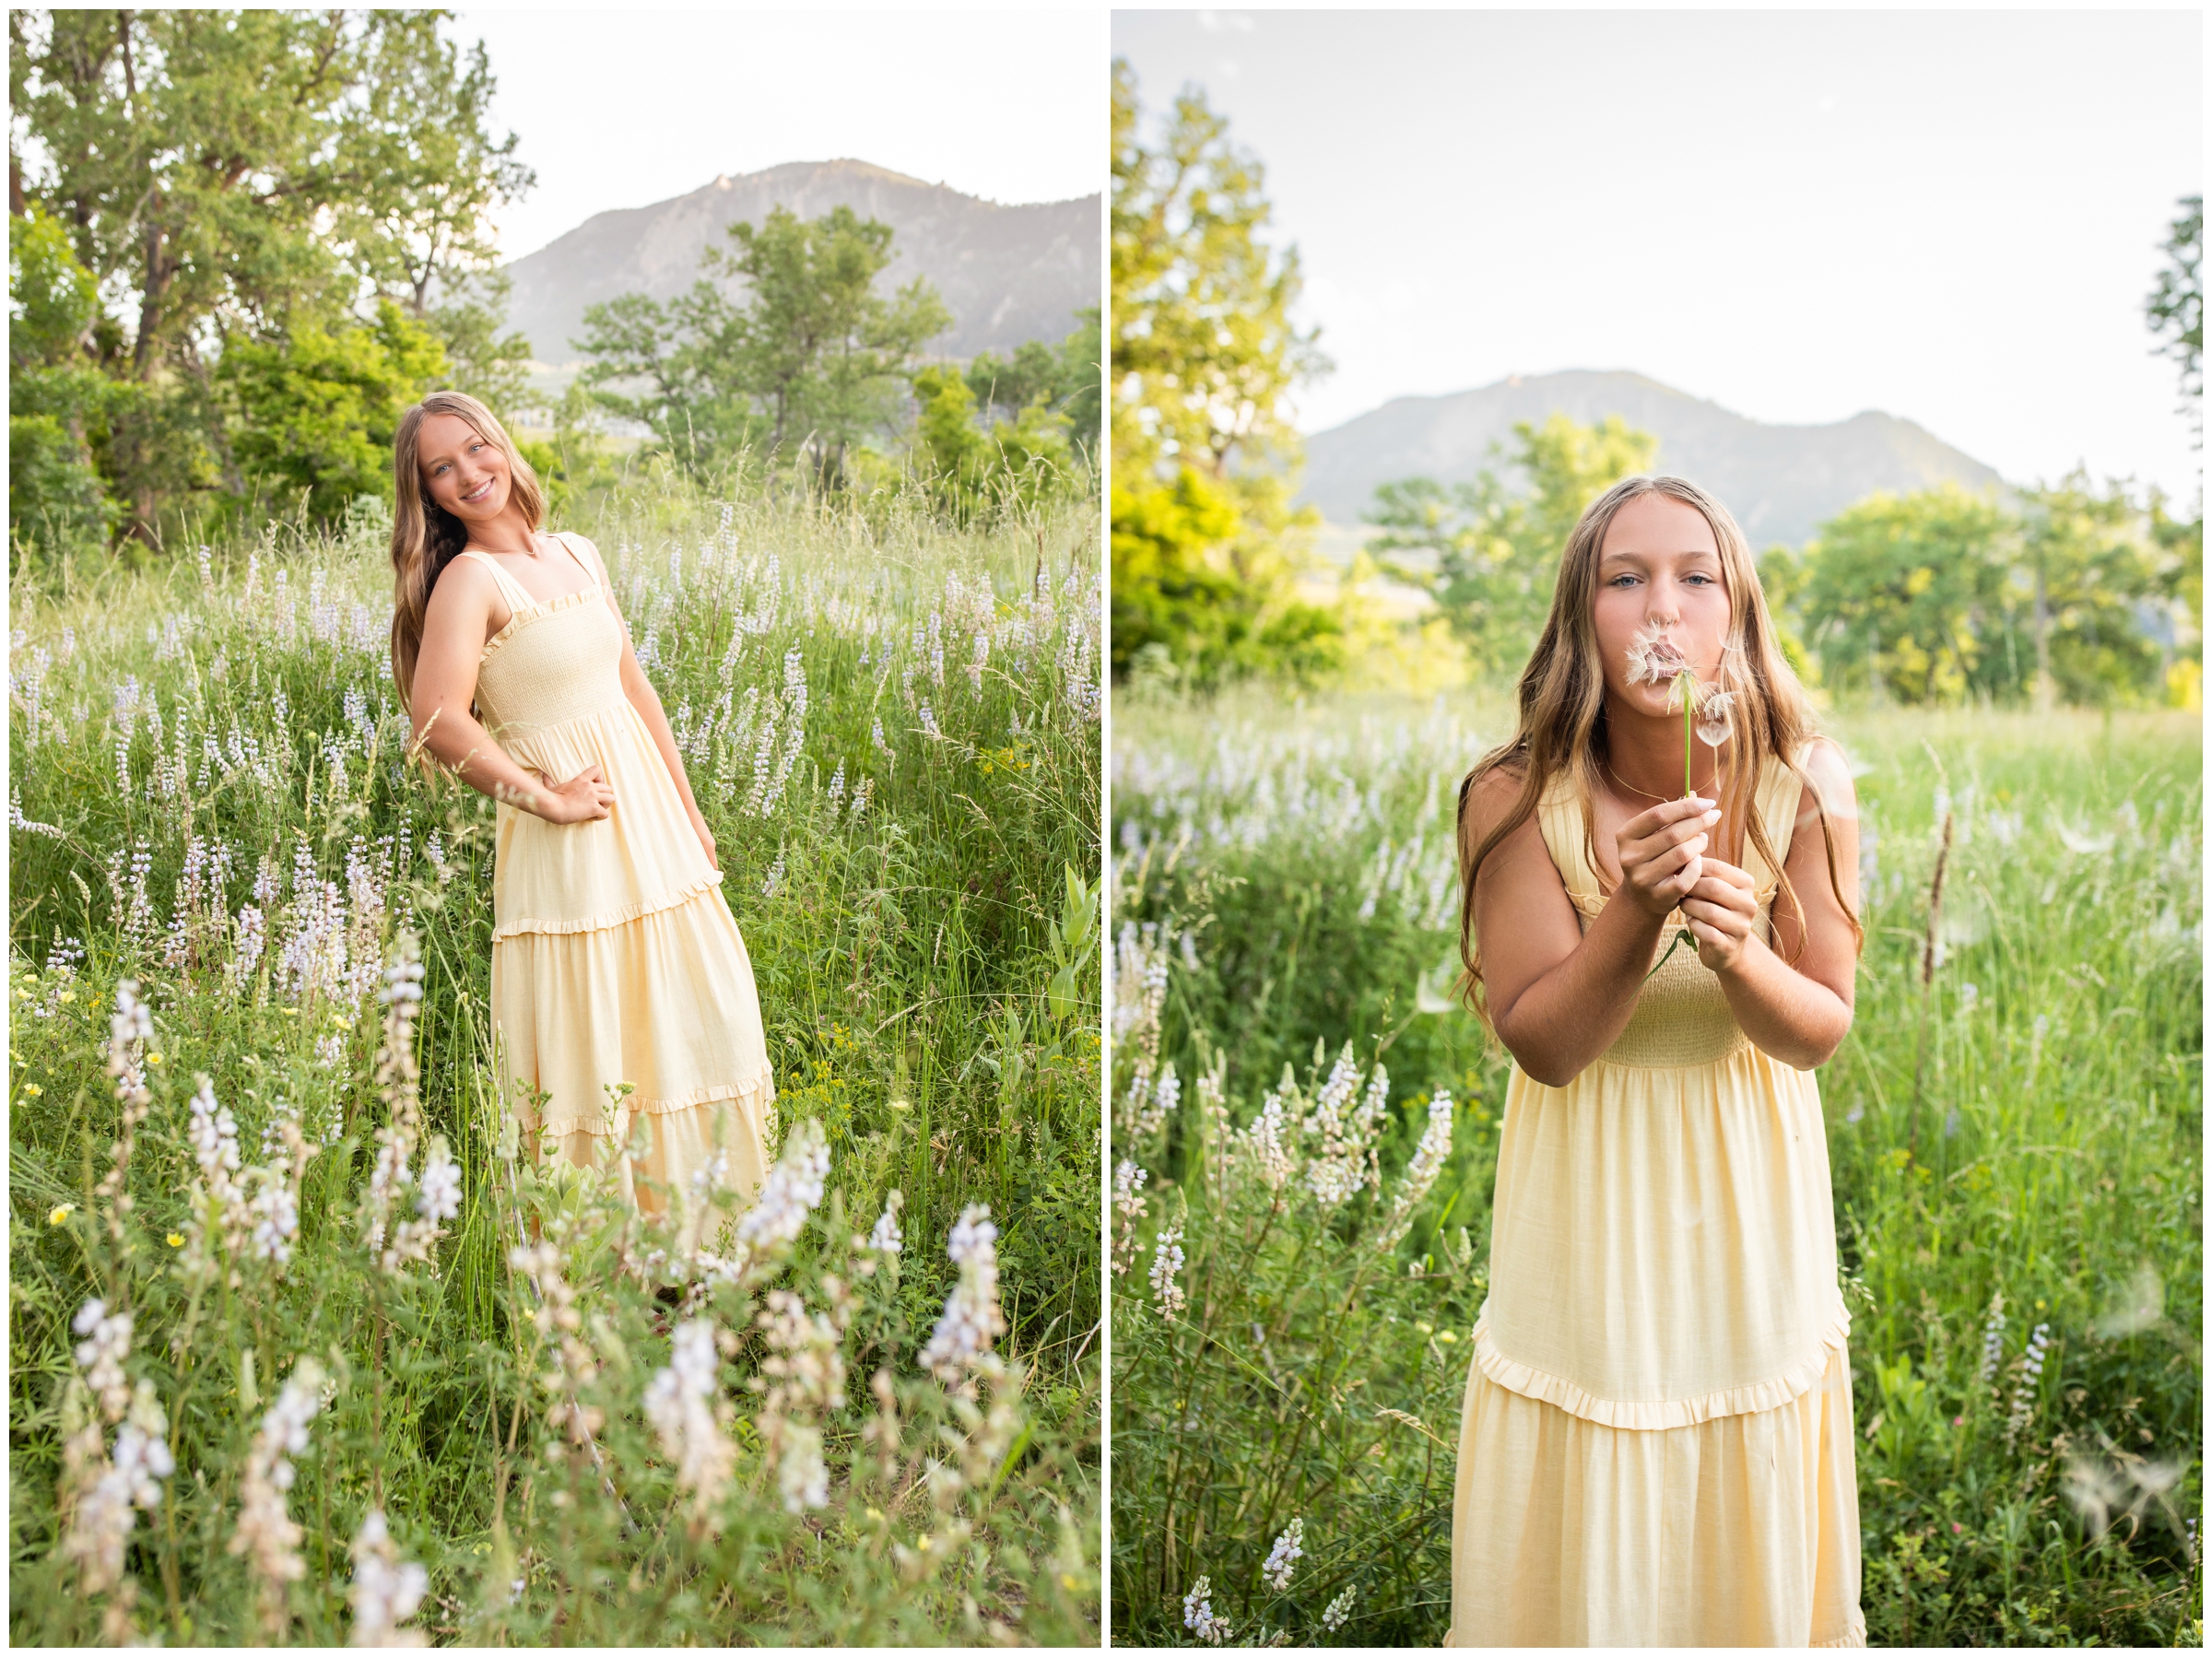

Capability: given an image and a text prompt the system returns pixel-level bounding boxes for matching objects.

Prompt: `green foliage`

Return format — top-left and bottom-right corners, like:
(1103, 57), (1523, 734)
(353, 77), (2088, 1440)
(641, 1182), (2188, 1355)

(2145, 194), (2202, 437)
(8, 478), (1103, 1642)
(1792, 486), (2019, 704)
(576, 206), (952, 489)
(9, 7), (529, 549)
(965, 313), (1103, 456)
(1110, 685), (2202, 1646)
(1786, 478), (2191, 709)
(427, 270), (536, 422)
(1366, 413), (1658, 676)
(911, 360), (1085, 524)
(9, 212), (129, 564)
(1110, 467), (1344, 690)
(1111, 60), (1344, 691)
(219, 300), (450, 523)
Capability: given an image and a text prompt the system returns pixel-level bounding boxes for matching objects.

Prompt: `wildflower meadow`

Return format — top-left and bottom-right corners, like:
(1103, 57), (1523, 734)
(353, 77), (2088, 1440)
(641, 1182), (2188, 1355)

(1109, 683), (2201, 1647)
(8, 477), (1104, 1644)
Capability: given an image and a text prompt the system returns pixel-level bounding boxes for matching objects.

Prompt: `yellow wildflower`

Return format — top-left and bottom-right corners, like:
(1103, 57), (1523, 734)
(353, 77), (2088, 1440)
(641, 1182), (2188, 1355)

(48, 1205), (74, 1226)
(167, 1233), (184, 1248)
(146, 1052), (164, 1065)
(22, 1083), (42, 1098)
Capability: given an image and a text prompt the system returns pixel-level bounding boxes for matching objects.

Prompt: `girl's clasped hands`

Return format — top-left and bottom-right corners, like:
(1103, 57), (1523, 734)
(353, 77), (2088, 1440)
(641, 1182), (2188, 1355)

(1614, 794), (1760, 973)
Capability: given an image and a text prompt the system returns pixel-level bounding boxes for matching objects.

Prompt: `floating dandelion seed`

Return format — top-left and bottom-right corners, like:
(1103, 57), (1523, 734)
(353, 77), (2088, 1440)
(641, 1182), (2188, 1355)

(1692, 688), (1737, 749)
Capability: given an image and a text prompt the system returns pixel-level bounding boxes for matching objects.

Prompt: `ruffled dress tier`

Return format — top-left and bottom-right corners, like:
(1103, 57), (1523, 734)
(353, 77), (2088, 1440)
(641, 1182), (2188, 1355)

(1447, 754), (1866, 1648)
(456, 535), (774, 1252)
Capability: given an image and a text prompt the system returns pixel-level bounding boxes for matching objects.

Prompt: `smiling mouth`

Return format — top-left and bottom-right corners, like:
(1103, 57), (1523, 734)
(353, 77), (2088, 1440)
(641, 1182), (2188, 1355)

(461, 477), (495, 503)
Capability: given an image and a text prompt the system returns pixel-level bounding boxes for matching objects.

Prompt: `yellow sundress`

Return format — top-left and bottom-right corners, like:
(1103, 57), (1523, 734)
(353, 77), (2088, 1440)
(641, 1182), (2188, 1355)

(1446, 753), (1866, 1647)
(456, 532), (775, 1252)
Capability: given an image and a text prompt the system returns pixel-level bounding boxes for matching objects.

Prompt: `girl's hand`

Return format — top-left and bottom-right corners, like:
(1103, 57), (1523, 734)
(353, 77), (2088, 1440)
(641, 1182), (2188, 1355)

(1682, 859), (1759, 973)
(535, 764), (615, 825)
(688, 805), (720, 870)
(1616, 795), (1723, 919)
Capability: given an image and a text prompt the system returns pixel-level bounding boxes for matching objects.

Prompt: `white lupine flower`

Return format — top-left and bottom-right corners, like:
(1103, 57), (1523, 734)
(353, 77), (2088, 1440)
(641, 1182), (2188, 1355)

(1147, 1221), (1187, 1316)
(1112, 1160), (1148, 1276)
(1262, 1517), (1305, 1592)
(736, 1117), (829, 1249)
(1305, 1045), (1381, 1209)
(642, 1319), (736, 1524)
(73, 1299), (135, 1424)
(2006, 1322), (2053, 1448)
(230, 1360), (328, 1625)
(62, 1378), (173, 1593)
(1322, 1585), (1357, 1631)
(919, 1205), (1007, 1381)
(347, 1509), (429, 1647)
(249, 1169), (301, 1263)
(1379, 1089), (1454, 1248)
(1182, 1575), (1229, 1644)
(865, 1191), (904, 1254)
(1242, 1086), (1300, 1193)
(414, 1137), (461, 1224)
(777, 1420), (830, 1514)
(1977, 1295), (2008, 1385)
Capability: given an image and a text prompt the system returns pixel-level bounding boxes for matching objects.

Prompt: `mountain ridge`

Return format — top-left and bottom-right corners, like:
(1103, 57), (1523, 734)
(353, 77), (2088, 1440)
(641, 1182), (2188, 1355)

(500, 158), (1100, 368)
(1297, 369), (2010, 548)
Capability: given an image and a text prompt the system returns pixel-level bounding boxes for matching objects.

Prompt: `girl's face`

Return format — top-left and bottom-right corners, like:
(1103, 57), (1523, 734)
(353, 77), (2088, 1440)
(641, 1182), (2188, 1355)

(1591, 490), (1732, 715)
(416, 411), (511, 526)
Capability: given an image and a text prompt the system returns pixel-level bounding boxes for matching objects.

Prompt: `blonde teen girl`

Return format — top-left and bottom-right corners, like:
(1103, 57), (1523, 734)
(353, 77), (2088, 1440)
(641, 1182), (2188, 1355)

(388, 392), (774, 1257)
(1446, 474), (1866, 1647)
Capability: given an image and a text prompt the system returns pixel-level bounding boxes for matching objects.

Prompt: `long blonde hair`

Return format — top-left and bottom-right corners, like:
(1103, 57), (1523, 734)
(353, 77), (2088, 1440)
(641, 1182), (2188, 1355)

(1454, 473), (1861, 1024)
(388, 392), (547, 711)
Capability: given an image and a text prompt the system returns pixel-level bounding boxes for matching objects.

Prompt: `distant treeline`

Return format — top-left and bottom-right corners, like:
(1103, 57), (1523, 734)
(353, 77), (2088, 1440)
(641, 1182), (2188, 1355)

(1368, 415), (2202, 710)
(1109, 56), (2204, 710)
(8, 8), (1100, 577)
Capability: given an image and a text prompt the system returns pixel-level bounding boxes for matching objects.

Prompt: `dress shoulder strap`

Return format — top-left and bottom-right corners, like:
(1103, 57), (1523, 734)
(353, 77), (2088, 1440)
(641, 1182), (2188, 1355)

(547, 530), (603, 589)
(1743, 751), (1804, 894)
(453, 547), (538, 616)
(1532, 769), (1606, 912)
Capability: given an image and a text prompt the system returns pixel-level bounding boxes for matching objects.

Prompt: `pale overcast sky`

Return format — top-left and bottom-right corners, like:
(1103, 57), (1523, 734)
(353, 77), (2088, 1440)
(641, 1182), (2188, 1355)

(453, 6), (1104, 259)
(1112, 8), (2204, 505)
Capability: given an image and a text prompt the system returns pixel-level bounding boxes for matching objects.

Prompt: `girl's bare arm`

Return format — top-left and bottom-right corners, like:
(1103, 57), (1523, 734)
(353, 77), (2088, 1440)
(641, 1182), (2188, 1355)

(407, 560), (612, 824)
(1472, 770), (1721, 1086)
(1679, 739), (1860, 1068)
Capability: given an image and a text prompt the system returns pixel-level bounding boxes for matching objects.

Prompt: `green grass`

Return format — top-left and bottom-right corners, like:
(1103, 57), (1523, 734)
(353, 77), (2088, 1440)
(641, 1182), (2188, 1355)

(1109, 682), (2202, 1647)
(8, 476), (1104, 1644)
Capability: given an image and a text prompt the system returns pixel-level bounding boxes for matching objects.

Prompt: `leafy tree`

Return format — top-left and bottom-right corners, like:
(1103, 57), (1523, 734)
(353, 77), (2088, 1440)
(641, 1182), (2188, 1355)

(9, 7), (530, 545)
(1110, 467), (1342, 689)
(9, 211), (128, 558)
(1056, 306), (1104, 460)
(1110, 59), (1341, 687)
(966, 339), (1065, 425)
(428, 267), (536, 420)
(1794, 487), (2018, 705)
(2146, 194), (2202, 444)
(912, 363), (1080, 523)
(1365, 413), (1658, 676)
(2018, 471), (2177, 707)
(575, 205), (950, 489)
(219, 300), (449, 523)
